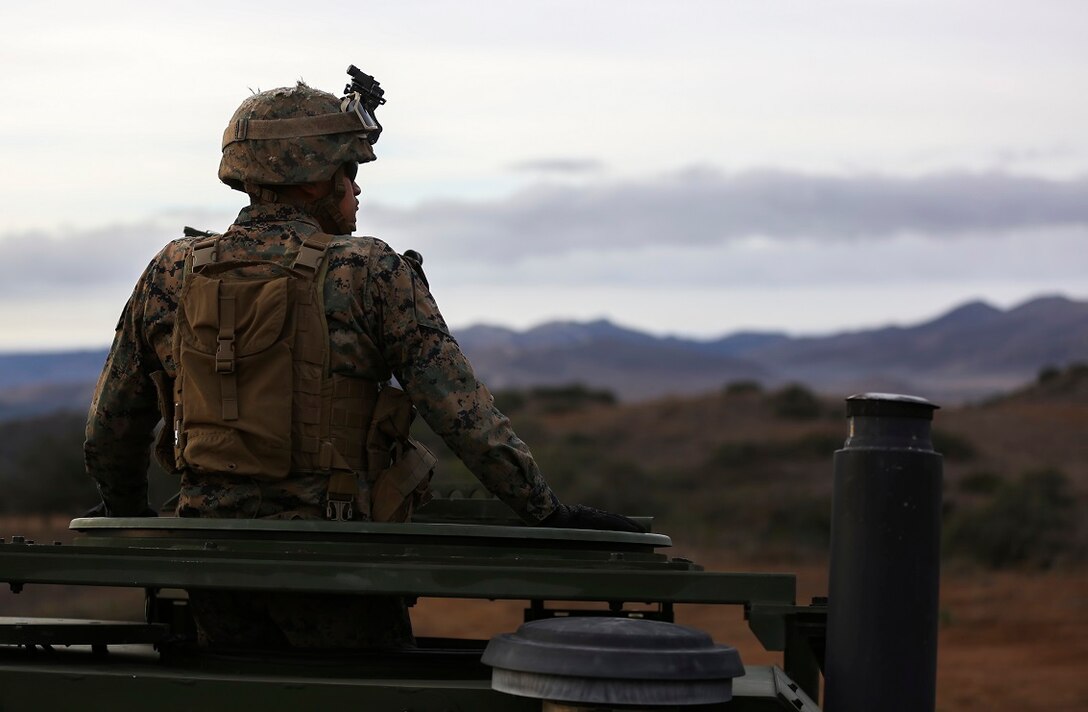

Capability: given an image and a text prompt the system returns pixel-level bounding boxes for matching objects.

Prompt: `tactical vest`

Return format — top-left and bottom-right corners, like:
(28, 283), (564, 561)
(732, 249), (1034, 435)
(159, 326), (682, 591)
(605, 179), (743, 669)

(168, 232), (435, 521)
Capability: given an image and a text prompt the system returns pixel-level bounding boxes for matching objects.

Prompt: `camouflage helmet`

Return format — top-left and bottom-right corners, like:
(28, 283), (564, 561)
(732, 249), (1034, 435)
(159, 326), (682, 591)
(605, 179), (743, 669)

(218, 82), (376, 193)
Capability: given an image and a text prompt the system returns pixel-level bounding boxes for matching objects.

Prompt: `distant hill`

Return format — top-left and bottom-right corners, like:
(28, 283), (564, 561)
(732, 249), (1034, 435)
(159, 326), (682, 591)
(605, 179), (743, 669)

(0, 294), (1084, 417)
(0, 350), (106, 391)
(457, 295), (1088, 402)
(0, 382), (97, 421)
(728, 296), (1088, 401)
(457, 318), (773, 401)
(0, 352), (105, 420)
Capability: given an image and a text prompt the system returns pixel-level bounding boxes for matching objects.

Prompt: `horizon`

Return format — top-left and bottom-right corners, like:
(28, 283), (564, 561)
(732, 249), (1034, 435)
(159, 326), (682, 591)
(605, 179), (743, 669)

(0, 290), (1079, 356)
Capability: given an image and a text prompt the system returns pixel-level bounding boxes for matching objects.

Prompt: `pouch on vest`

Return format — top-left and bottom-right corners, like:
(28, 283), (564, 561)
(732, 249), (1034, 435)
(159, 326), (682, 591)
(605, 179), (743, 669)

(366, 386), (436, 522)
(174, 264), (296, 478)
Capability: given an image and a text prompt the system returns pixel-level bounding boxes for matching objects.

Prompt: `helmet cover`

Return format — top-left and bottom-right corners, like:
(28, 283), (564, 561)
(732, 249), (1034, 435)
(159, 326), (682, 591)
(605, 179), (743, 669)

(218, 82), (376, 191)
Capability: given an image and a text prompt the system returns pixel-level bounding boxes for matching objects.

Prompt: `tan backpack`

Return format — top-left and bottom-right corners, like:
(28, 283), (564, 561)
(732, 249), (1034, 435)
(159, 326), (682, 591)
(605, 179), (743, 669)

(169, 232), (435, 521)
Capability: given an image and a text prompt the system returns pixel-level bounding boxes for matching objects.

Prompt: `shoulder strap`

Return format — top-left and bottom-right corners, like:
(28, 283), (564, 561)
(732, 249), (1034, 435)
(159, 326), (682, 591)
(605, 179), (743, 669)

(191, 237), (219, 270)
(292, 232), (335, 276)
(183, 231), (333, 286)
(296, 233), (351, 518)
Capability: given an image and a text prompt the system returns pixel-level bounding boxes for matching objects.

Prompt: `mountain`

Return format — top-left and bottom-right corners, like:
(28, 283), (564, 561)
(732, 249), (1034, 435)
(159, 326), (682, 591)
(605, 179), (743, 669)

(735, 295), (1088, 399)
(0, 350), (107, 391)
(0, 295), (1084, 416)
(459, 320), (769, 401)
(0, 352), (105, 420)
(454, 295), (1087, 402)
(0, 382), (98, 421)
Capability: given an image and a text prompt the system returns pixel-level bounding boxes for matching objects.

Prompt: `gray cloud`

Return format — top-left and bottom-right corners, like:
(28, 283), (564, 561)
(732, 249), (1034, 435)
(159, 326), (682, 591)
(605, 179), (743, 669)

(0, 210), (233, 296)
(366, 168), (1088, 260)
(3, 168), (1086, 295)
(992, 144), (1079, 166)
(508, 158), (606, 174)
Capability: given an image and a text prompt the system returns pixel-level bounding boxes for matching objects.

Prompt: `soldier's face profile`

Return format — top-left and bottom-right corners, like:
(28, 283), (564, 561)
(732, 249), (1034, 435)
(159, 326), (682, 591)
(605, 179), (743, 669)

(338, 171), (361, 233)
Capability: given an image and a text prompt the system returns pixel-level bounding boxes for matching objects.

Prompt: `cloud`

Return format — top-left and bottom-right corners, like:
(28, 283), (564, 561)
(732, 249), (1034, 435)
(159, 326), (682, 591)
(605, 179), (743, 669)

(0, 167), (1085, 348)
(2, 168), (1086, 297)
(436, 226), (1088, 289)
(365, 168), (1088, 261)
(0, 210), (234, 296)
(508, 158), (606, 174)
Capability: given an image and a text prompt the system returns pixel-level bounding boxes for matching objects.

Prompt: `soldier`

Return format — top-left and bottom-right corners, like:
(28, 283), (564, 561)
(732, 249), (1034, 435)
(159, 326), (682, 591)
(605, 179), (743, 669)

(84, 75), (640, 649)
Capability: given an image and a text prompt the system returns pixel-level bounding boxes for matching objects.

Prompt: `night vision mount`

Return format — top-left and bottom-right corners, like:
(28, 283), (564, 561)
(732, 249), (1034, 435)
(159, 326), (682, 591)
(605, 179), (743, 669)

(343, 64), (386, 144)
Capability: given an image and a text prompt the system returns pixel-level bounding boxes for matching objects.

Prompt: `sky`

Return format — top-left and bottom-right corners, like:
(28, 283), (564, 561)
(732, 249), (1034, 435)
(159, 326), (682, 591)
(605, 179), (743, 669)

(1, 0), (1086, 350)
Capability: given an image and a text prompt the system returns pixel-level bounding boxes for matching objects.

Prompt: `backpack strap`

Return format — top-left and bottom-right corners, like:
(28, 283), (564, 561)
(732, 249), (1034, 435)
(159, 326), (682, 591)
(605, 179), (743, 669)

(292, 232), (334, 276)
(191, 237), (219, 270)
(215, 286), (239, 421)
(291, 232), (361, 521)
(181, 235), (240, 423)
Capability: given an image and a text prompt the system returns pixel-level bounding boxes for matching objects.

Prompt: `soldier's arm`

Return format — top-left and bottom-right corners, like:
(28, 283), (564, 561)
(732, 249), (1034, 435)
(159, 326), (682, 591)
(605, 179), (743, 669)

(365, 244), (558, 524)
(84, 264), (163, 516)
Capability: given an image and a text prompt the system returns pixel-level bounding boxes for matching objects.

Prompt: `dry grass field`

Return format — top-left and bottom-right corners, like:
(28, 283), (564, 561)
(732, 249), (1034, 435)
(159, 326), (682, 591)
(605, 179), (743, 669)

(1, 368), (1084, 709)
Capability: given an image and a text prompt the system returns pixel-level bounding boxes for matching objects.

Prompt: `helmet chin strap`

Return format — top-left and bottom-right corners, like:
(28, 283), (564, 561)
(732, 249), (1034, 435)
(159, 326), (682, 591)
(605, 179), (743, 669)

(304, 166), (353, 234)
(244, 182), (282, 204)
(245, 167), (353, 234)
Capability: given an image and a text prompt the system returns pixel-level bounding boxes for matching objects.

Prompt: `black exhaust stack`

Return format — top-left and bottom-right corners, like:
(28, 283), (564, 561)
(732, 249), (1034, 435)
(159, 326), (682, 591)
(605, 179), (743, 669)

(825, 393), (942, 712)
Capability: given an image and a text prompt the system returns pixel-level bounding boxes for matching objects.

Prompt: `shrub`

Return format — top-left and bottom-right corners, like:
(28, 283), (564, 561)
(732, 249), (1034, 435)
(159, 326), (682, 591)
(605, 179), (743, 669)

(768, 384), (822, 420)
(0, 413), (100, 514)
(709, 441), (770, 468)
(957, 470), (1002, 495)
(492, 389), (527, 415)
(1036, 365), (1062, 384)
(723, 380), (763, 396)
(943, 468), (1076, 568)
(780, 433), (843, 458)
(528, 384), (617, 413)
(763, 496), (833, 549)
(707, 433), (842, 470)
(931, 429), (978, 462)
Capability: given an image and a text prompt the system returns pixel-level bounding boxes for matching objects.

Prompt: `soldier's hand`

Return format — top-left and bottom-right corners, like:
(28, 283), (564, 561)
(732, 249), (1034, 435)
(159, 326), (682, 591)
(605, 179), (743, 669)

(538, 503), (645, 533)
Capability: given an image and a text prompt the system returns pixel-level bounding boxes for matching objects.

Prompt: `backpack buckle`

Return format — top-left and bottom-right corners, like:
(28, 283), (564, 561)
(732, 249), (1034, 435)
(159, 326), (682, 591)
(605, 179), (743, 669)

(326, 496), (354, 522)
(215, 338), (235, 373)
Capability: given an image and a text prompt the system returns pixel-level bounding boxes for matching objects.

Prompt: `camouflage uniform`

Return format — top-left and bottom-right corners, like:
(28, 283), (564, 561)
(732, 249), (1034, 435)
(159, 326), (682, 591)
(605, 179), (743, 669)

(85, 202), (557, 524)
(84, 203), (558, 648)
(85, 79), (563, 649)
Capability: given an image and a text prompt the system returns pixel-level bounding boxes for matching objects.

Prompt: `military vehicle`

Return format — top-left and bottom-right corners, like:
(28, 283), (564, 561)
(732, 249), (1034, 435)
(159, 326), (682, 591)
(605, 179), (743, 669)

(0, 394), (941, 711)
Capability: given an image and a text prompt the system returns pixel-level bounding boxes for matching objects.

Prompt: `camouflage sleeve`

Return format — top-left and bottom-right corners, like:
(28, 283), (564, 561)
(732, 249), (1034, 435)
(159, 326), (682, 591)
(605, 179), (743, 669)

(364, 242), (558, 523)
(84, 259), (163, 516)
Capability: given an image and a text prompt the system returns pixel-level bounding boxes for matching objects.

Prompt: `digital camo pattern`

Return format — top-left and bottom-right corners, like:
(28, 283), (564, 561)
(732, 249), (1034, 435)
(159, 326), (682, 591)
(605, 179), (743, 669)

(219, 83), (376, 191)
(85, 203), (558, 524)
